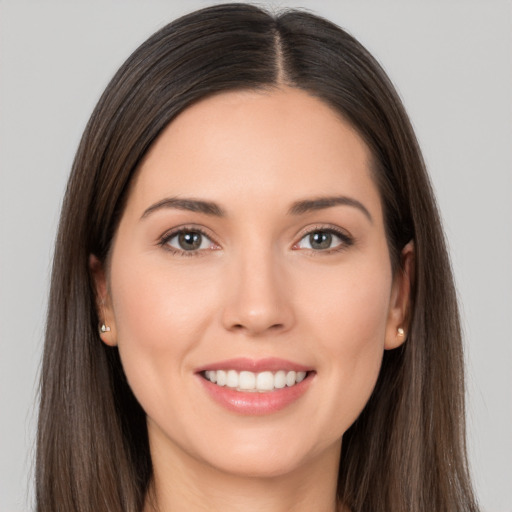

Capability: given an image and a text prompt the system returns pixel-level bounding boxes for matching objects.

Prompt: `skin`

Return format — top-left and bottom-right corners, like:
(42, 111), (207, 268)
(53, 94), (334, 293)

(91, 86), (413, 512)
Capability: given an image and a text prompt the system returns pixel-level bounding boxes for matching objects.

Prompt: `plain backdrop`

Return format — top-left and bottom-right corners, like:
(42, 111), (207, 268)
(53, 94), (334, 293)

(0, 1), (510, 511)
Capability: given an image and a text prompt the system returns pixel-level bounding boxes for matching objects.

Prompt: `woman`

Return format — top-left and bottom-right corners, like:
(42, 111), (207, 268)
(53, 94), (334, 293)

(36, 3), (479, 511)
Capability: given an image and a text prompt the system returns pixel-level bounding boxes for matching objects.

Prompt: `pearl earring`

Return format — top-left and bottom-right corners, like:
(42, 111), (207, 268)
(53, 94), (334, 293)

(99, 298), (111, 333)
(397, 327), (405, 336)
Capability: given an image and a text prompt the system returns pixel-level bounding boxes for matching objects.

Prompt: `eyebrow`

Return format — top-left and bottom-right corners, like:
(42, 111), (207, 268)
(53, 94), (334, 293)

(141, 197), (226, 219)
(288, 196), (373, 223)
(141, 194), (372, 223)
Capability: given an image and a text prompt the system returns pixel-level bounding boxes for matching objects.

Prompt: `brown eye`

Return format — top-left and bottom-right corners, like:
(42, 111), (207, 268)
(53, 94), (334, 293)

(178, 232), (202, 250)
(166, 230), (212, 251)
(309, 231), (333, 250)
(295, 229), (351, 252)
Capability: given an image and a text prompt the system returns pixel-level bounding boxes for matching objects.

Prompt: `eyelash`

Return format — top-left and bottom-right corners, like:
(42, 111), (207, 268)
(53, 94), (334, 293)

(158, 225), (354, 257)
(158, 226), (218, 257)
(293, 225), (354, 255)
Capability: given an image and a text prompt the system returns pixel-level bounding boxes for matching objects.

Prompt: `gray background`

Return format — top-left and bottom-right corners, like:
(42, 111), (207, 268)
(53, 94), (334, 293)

(0, 1), (510, 511)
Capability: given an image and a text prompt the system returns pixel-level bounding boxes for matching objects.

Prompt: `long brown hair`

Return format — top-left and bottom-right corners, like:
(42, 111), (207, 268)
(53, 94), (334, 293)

(36, 4), (479, 511)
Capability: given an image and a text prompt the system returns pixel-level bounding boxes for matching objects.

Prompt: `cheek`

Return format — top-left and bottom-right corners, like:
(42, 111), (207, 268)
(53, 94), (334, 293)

(300, 257), (392, 429)
(112, 255), (215, 347)
(302, 253), (392, 347)
(109, 254), (218, 414)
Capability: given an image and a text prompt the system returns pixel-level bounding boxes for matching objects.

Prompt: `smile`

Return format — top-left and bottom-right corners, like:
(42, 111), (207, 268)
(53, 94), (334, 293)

(197, 358), (314, 415)
(202, 369), (308, 392)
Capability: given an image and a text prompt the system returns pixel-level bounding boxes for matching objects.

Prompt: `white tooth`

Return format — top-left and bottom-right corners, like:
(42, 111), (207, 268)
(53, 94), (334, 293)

(226, 370), (239, 388)
(216, 370), (227, 386)
(286, 371), (296, 387)
(205, 370), (217, 383)
(238, 371), (256, 390)
(296, 371), (306, 383)
(274, 370), (286, 389)
(256, 371), (274, 391)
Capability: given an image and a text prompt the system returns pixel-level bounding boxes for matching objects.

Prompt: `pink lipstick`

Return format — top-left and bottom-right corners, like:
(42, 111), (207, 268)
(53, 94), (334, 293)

(196, 358), (314, 415)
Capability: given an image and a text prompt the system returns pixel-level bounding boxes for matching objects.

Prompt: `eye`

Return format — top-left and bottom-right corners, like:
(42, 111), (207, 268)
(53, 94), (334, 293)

(164, 229), (216, 252)
(295, 228), (352, 252)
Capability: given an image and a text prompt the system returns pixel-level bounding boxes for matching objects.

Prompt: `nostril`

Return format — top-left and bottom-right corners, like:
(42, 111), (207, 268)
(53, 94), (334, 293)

(222, 293), (295, 335)
(228, 322), (285, 335)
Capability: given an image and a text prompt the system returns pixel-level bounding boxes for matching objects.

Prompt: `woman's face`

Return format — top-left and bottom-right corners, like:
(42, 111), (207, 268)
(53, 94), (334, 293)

(94, 87), (411, 479)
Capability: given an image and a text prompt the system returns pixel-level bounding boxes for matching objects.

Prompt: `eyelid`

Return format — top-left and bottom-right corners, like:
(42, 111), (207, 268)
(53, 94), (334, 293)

(292, 224), (354, 252)
(158, 224), (220, 256)
(157, 223), (354, 256)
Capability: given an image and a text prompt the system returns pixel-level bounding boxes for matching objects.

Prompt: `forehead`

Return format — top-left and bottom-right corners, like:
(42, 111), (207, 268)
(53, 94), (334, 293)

(128, 86), (381, 220)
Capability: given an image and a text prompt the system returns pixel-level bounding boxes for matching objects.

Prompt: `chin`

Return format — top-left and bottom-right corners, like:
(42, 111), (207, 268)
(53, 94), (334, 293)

(196, 430), (338, 480)
(207, 451), (310, 480)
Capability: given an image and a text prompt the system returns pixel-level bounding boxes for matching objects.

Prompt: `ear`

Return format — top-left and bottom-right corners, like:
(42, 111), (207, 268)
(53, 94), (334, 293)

(89, 254), (117, 346)
(384, 241), (415, 350)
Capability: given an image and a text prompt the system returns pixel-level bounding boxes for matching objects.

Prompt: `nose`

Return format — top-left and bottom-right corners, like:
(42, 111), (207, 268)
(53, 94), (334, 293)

(221, 248), (295, 337)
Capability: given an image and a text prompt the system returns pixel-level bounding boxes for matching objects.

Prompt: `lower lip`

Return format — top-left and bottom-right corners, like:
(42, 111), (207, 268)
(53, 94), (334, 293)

(198, 373), (314, 415)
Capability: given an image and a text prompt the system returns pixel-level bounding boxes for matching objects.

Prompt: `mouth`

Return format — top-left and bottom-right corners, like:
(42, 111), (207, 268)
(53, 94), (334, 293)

(196, 358), (315, 415)
(201, 369), (309, 392)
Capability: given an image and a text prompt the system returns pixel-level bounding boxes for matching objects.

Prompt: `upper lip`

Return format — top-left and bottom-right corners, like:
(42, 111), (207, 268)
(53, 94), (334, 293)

(195, 357), (313, 373)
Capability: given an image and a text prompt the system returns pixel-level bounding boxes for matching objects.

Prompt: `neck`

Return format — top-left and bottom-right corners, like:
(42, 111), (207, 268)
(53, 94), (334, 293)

(145, 437), (343, 512)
